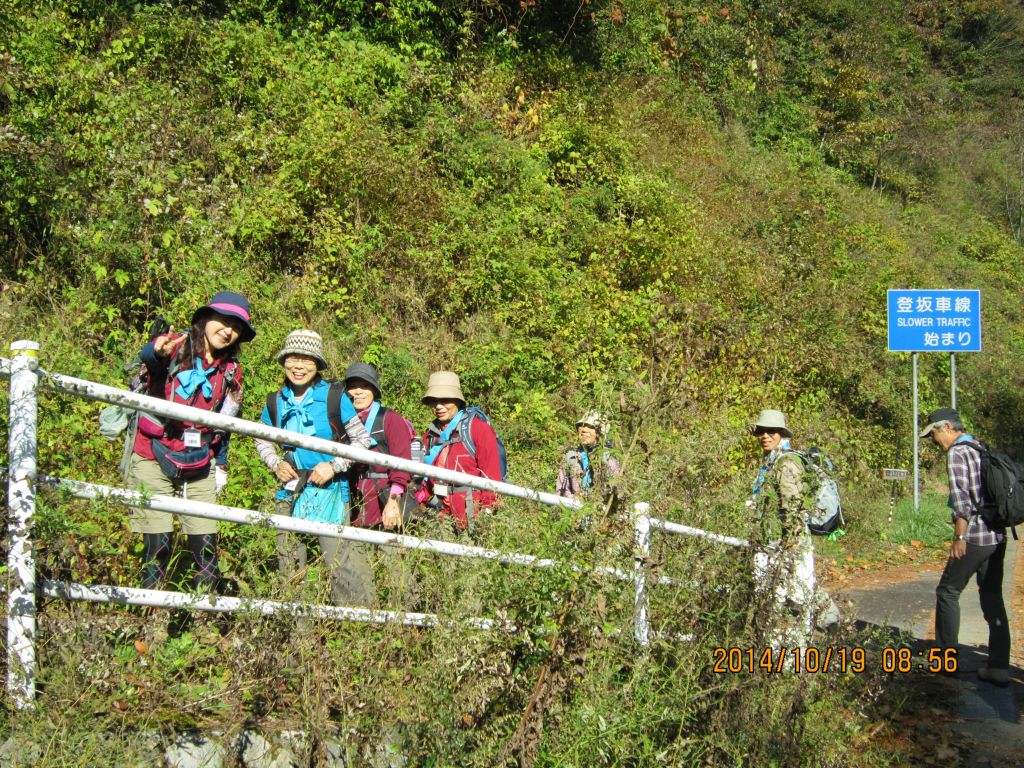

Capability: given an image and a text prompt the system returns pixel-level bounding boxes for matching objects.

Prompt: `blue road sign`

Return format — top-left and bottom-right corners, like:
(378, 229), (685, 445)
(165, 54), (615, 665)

(887, 289), (981, 352)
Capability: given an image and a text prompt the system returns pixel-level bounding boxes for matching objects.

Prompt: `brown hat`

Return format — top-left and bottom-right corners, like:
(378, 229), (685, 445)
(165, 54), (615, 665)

(276, 329), (329, 370)
(422, 371), (466, 404)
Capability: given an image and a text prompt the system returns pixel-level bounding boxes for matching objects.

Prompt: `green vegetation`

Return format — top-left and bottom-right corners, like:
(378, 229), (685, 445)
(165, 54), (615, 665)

(2, 0), (1023, 764)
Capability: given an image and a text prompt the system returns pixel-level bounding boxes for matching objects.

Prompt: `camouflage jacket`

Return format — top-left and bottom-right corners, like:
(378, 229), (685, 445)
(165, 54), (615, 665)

(751, 450), (811, 552)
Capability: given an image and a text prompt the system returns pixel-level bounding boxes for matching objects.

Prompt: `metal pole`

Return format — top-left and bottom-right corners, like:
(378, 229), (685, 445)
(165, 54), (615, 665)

(36, 473), (558, 570)
(950, 352), (957, 410)
(7, 340), (39, 708)
(40, 582), (511, 632)
(633, 502), (651, 647)
(19, 366), (580, 511)
(28, 472), (659, 587)
(647, 518), (748, 548)
(913, 352), (920, 514)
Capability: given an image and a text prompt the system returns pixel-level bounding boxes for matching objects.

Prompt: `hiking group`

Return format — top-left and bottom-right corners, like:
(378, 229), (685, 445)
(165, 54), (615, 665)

(120, 292), (1014, 679)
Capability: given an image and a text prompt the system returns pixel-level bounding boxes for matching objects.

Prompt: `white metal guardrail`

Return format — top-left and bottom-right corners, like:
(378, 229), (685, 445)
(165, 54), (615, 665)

(2, 343), (749, 709)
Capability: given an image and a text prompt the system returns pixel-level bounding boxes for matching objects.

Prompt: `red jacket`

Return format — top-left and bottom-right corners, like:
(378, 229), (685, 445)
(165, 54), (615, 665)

(422, 414), (500, 529)
(132, 336), (243, 466)
(350, 407), (413, 527)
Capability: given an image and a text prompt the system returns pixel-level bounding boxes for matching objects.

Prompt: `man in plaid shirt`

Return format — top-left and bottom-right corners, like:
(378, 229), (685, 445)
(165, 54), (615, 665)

(922, 408), (1010, 686)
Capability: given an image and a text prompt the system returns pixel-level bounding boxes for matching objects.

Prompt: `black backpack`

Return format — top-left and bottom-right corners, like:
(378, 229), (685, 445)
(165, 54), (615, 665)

(964, 440), (1024, 538)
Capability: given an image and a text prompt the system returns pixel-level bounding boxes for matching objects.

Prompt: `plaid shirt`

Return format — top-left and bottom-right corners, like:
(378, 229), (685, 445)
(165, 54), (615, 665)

(947, 438), (1005, 546)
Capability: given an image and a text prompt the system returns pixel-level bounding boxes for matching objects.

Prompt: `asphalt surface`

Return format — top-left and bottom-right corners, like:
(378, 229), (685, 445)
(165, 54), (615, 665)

(838, 536), (1022, 763)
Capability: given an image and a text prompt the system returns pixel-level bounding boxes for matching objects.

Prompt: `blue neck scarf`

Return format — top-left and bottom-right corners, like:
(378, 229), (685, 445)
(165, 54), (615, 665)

(424, 410), (465, 465)
(751, 439), (792, 499)
(175, 359), (216, 401)
(280, 387), (316, 435)
(579, 448), (593, 490)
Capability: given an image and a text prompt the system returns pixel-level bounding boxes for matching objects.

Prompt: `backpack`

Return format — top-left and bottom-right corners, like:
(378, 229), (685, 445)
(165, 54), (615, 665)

(964, 440), (1024, 537)
(365, 406), (424, 465)
(425, 406), (508, 482)
(784, 447), (845, 536)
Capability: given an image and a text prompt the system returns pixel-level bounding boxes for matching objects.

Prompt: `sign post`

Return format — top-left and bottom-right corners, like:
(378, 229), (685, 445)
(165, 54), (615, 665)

(887, 289), (981, 514)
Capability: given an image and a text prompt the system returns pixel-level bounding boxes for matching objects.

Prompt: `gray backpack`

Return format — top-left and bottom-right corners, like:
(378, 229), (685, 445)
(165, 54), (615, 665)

(784, 447), (845, 536)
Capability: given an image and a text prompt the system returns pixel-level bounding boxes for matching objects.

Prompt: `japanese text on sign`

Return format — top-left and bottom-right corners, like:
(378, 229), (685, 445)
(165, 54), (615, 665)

(887, 290), (981, 352)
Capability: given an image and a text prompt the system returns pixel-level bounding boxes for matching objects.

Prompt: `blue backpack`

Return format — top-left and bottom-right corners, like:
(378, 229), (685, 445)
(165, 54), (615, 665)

(426, 406), (508, 482)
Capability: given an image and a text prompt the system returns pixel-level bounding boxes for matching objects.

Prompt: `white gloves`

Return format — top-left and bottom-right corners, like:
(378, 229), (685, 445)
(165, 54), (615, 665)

(215, 465), (228, 494)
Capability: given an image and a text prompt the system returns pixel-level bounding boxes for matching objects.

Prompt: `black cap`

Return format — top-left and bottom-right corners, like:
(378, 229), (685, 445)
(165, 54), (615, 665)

(343, 361), (381, 399)
(920, 407), (960, 438)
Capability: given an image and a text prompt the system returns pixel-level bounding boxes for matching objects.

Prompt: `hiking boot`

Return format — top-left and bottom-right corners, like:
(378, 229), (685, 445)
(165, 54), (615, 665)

(977, 666), (1010, 687)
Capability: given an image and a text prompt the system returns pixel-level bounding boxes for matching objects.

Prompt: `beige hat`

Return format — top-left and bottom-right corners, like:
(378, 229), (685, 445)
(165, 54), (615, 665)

(422, 371), (466, 404)
(276, 329), (329, 370)
(749, 408), (793, 438)
(575, 410), (610, 436)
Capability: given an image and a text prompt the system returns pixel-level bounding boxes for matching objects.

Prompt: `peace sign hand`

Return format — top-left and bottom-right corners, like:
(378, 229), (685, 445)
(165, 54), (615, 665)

(153, 327), (185, 358)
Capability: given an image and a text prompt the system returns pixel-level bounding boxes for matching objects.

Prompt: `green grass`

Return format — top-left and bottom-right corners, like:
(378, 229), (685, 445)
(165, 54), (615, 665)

(879, 492), (953, 549)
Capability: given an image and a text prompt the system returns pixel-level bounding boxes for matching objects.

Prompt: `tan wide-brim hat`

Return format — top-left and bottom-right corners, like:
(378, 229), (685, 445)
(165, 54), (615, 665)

(749, 408), (793, 438)
(422, 371), (466, 404)
(276, 329), (329, 370)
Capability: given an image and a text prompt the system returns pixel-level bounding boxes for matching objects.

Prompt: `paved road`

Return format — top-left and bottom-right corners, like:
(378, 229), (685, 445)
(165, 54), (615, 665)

(842, 536), (1017, 651)
(838, 536), (1021, 764)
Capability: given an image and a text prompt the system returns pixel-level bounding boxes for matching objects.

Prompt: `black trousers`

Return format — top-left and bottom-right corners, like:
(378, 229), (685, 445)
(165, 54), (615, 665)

(935, 542), (1010, 669)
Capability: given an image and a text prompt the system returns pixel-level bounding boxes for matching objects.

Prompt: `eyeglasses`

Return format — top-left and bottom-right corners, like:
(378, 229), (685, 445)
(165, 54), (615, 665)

(753, 428), (780, 436)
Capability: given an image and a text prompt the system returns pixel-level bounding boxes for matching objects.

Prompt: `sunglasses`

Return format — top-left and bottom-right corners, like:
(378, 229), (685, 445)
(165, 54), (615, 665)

(753, 428), (781, 436)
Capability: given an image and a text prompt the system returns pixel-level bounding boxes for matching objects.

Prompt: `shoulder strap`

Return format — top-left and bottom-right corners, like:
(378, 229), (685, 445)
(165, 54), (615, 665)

(326, 380), (345, 440)
(962, 438), (988, 455)
(368, 406), (390, 456)
(223, 360), (239, 388)
(266, 390), (280, 428)
(460, 410), (478, 457)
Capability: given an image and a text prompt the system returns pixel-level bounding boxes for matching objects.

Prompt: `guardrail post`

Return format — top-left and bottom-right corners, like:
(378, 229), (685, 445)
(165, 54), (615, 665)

(632, 502), (651, 647)
(7, 340), (40, 708)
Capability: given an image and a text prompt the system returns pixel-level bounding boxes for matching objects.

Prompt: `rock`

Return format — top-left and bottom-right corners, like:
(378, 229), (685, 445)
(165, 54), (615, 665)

(165, 733), (225, 768)
(367, 726), (408, 768)
(323, 737), (348, 767)
(239, 730), (308, 768)
(0, 736), (43, 768)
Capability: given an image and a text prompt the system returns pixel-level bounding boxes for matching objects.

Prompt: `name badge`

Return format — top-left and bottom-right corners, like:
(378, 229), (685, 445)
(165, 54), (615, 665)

(183, 428), (202, 448)
(434, 483), (450, 496)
